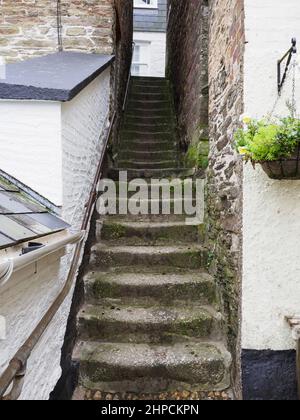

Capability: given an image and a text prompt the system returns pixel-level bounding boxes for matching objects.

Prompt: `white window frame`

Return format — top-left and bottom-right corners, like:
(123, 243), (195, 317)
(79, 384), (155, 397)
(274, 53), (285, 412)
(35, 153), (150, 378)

(134, 0), (158, 9)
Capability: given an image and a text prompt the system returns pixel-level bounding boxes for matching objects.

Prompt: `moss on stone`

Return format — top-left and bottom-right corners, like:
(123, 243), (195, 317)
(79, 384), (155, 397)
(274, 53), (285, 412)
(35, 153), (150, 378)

(184, 124), (209, 170)
(102, 223), (126, 240)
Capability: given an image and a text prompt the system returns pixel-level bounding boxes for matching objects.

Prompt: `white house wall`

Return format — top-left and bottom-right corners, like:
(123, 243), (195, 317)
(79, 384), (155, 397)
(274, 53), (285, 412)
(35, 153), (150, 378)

(133, 31), (166, 77)
(243, 0), (300, 351)
(0, 69), (111, 400)
(61, 68), (110, 228)
(0, 232), (67, 400)
(0, 101), (62, 206)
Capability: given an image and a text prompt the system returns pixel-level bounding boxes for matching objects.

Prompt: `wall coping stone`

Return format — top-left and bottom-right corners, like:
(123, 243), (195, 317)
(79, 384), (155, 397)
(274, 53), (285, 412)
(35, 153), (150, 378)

(0, 52), (115, 102)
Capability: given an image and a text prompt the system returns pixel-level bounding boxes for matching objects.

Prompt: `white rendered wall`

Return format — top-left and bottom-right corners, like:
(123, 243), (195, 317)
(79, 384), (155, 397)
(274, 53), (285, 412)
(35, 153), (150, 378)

(0, 101), (62, 205)
(61, 68), (110, 228)
(242, 0), (300, 351)
(0, 69), (111, 400)
(133, 31), (166, 77)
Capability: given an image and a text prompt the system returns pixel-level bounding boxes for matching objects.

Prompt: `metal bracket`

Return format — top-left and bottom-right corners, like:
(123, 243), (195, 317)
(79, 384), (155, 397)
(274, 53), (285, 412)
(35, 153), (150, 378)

(278, 38), (297, 94)
(286, 316), (300, 341)
(286, 316), (300, 399)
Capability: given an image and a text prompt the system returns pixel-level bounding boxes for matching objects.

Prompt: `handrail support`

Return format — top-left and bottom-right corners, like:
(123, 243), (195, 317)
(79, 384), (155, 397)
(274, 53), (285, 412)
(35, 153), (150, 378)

(286, 315), (300, 400)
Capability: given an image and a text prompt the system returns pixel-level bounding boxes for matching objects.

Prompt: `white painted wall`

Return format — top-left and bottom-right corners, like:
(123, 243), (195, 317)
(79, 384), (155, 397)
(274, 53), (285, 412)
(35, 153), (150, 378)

(61, 68), (110, 228)
(133, 31), (166, 77)
(0, 101), (62, 205)
(0, 69), (111, 400)
(242, 0), (300, 351)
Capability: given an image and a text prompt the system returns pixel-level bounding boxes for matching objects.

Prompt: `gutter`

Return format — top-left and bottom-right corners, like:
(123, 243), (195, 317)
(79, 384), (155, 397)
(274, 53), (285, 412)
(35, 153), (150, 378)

(0, 231), (85, 288)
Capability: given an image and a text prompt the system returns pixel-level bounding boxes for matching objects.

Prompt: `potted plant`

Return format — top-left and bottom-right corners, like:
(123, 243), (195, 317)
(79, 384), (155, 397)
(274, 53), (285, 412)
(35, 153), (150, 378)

(235, 116), (300, 179)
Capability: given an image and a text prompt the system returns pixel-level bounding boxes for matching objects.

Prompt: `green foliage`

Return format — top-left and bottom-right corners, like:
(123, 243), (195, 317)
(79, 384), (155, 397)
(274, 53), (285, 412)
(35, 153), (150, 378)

(185, 141), (209, 170)
(235, 117), (300, 162)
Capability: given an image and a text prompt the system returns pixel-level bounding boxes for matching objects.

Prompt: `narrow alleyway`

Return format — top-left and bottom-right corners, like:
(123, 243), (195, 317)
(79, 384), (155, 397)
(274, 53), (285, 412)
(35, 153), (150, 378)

(73, 77), (231, 401)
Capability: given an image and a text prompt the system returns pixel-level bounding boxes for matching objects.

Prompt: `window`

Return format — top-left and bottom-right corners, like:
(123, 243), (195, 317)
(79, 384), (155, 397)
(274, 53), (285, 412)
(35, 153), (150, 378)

(132, 42), (150, 76)
(134, 0), (158, 9)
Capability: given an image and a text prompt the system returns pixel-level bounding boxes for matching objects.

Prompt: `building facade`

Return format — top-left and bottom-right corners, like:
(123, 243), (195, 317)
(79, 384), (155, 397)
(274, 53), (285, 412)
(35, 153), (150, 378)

(167, 0), (300, 400)
(133, 0), (167, 77)
(0, 0), (133, 400)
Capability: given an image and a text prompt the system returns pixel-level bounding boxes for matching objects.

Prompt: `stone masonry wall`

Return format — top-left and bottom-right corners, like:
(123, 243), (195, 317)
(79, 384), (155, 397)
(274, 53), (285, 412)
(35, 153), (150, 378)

(207, 0), (244, 397)
(167, 0), (209, 172)
(0, 0), (115, 63)
(112, 0), (133, 133)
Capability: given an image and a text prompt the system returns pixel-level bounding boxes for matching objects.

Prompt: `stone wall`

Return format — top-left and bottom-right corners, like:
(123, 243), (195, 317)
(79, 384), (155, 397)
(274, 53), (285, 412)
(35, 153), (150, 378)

(207, 0), (244, 397)
(113, 0), (133, 123)
(0, 0), (115, 62)
(167, 0), (209, 172)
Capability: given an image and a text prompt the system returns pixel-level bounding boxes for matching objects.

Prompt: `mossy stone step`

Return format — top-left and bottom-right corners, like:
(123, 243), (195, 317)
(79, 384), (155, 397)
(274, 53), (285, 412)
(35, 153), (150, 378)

(108, 168), (195, 181)
(122, 122), (175, 133)
(90, 244), (207, 270)
(125, 108), (174, 118)
(131, 76), (169, 85)
(116, 160), (179, 170)
(127, 101), (171, 112)
(119, 140), (176, 153)
(98, 221), (200, 244)
(130, 93), (171, 102)
(120, 130), (174, 142)
(84, 267), (216, 304)
(78, 301), (222, 343)
(104, 197), (198, 217)
(118, 150), (177, 161)
(74, 341), (231, 393)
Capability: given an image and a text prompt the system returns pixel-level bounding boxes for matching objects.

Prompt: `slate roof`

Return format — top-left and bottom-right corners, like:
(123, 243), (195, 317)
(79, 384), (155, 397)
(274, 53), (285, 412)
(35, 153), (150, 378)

(0, 52), (115, 102)
(0, 177), (70, 250)
(134, 0), (167, 33)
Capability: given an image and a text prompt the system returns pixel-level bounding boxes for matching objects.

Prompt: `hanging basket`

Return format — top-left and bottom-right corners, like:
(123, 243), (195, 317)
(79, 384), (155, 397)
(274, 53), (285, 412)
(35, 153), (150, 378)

(259, 143), (300, 180)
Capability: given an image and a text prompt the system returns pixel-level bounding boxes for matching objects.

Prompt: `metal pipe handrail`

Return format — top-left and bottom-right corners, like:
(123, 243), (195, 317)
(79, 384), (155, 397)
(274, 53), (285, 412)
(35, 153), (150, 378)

(122, 42), (135, 112)
(0, 111), (116, 400)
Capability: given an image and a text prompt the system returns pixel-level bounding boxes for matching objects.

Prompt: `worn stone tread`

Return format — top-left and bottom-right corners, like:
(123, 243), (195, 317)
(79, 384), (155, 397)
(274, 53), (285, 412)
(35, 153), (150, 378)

(78, 300), (222, 343)
(91, 244), (207, 270)
(84, 268), (216, 303)
(74, 341), (231, 393)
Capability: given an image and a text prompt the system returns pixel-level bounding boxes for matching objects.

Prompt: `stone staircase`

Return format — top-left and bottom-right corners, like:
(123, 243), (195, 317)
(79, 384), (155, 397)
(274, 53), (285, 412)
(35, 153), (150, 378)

(73, 77), (231, 399)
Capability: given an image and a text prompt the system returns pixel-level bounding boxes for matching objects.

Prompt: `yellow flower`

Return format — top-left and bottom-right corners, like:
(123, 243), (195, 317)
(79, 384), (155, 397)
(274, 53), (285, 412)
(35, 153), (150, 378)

(242, 116), (252, 125)
(238, 147), (248, 156)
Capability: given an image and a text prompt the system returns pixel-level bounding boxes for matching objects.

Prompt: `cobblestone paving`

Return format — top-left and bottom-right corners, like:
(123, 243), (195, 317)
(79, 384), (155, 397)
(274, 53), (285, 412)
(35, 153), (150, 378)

(74, 387), (232, 401)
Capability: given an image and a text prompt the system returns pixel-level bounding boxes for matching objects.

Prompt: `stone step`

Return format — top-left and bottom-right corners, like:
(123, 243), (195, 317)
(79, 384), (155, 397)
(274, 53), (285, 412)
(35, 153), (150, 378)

(74, 341), (231, 393)
(119, 140), (177, 153)
(124, 114), (173, 124)
(84, 267), (216, 304)
(129, 85), (169, 93)
(98, 220), (200, 244)
(78, 301), (222, 343)
(90, 244), (207, 270)
(108, 168), (195, 181)
(117, 160), (179, 170)
(100, 213), (189, 223)
(125, 108), (174, 118)
(131, 76), (168, 85)
(127, 100), (171, 111)
(110, 180), (197, 201)
(130, 93), (170, 102)
(100, 197), (198, 217)
(122, 122), (175, 133)
(118, 150), (177, 161)
(120, 130), (174, 142)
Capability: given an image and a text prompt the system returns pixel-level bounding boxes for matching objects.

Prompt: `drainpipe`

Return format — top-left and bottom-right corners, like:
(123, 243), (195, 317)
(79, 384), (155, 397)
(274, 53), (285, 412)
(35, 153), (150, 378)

(286, 316), (300, 399)
(0, 231), (84, 288)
